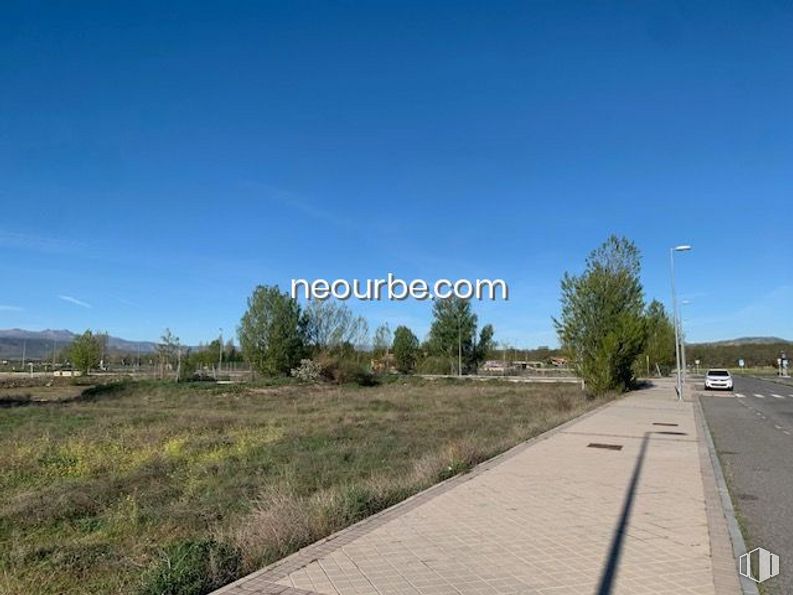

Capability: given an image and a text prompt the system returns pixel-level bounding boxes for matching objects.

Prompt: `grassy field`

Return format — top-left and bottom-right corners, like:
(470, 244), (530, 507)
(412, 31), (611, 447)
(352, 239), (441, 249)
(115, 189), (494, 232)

(0, 377), (608, 595)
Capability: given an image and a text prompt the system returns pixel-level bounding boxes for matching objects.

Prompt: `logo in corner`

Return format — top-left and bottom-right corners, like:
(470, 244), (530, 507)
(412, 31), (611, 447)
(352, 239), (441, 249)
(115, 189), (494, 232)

(739, 547), (780, 583)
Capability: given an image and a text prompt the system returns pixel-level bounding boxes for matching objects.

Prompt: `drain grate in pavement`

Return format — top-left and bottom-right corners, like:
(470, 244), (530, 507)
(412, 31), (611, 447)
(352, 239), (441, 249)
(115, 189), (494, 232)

(587, 442), (623, 451)
(652, 422), (679, 427)
(655, 431), (687, 436)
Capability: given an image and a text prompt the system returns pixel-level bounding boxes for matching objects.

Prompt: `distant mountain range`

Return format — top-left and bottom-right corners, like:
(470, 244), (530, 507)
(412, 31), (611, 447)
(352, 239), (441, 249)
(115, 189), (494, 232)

(690, 336), (790, 346)
(0, 328), (158, 360)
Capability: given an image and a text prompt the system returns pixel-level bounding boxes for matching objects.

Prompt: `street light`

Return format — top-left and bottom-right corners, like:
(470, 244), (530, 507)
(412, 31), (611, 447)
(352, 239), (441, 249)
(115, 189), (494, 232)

(679, 300), (692, 387)
(670, 245), (692, 400)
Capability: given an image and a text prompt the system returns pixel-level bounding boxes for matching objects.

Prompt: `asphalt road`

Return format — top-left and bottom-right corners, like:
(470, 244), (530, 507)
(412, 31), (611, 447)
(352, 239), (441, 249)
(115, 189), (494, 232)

(700, 375), (793, 595)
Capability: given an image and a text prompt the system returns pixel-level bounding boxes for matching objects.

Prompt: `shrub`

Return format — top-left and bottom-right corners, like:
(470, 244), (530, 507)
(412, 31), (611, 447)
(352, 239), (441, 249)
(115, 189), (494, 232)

(139, 539), (241, 595)
(319, 355), (377, 386)
(417, 355), (452, 375)
(188, 372), (217, 382)
(177, 358), (197, 382)
(353, 367), (378, 387)
(290, 359), (323, 382)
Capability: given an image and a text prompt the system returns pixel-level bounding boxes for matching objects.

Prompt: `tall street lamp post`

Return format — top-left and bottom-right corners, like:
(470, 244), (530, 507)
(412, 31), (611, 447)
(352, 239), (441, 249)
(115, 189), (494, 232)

(679, 300), (692, 392)
(670, 245), (692, 400)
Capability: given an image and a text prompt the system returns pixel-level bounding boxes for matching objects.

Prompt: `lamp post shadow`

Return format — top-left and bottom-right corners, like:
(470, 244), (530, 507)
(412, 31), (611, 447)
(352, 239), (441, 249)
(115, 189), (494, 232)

(595, 431), (653, 595)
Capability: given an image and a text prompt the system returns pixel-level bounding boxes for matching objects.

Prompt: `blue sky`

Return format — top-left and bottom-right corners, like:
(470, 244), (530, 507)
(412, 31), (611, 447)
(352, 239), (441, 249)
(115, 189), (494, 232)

(1, 1), (791, 347)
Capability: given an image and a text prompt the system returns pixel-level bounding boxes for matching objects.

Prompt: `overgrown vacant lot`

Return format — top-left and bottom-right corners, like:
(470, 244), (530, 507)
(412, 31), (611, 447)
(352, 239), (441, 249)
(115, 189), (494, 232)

(0, 378), (606, 594)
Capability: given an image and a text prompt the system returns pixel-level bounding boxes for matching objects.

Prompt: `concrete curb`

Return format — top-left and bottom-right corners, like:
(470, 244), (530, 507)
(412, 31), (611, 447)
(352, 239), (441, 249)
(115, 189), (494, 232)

(695, 394), (759, 595)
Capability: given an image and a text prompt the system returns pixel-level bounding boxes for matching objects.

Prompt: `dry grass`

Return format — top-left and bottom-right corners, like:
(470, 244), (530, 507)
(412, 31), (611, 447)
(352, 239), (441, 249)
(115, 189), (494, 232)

(0, 377), (607, 594)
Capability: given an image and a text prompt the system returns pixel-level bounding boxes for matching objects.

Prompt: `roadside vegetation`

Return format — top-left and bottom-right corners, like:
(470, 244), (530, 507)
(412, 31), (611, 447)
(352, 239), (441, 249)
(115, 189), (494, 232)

(687, 341), (792, 370)
(0, 377), (606, 594)
(554, 235), (677, 394)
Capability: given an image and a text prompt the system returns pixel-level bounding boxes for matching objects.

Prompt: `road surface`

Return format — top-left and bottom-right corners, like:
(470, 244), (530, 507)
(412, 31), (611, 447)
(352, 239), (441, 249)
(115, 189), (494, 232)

(700, 375), (793, 595)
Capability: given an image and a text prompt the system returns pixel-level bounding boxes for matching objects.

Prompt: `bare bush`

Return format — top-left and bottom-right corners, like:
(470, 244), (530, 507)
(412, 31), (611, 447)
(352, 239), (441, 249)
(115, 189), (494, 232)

(290, 359), (323, 382)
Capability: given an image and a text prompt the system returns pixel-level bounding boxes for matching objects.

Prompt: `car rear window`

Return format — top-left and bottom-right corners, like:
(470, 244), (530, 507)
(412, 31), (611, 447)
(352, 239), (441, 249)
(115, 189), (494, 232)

(707, 370), (730, 377)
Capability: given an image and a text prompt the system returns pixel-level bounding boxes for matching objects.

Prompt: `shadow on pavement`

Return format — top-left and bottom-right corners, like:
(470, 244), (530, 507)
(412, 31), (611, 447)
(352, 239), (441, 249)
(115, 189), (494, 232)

(596, 431), (652, 595)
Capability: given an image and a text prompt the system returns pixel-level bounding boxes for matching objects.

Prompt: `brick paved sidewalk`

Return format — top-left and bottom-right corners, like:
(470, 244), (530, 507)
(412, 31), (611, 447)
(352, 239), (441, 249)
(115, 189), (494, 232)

(214, 379), (740, 595)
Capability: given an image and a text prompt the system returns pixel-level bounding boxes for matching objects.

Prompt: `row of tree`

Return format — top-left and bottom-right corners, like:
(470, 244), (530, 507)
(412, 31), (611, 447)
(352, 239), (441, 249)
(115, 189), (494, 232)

(65, 329), (245, 376)
(237, 285), (495, 378)
(687, 341), (791, 369)
(67, 235), (677, 394)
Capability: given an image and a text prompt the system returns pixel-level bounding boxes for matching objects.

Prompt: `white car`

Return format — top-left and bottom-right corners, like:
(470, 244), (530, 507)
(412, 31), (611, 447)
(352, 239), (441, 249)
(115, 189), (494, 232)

(704, 369), (733, 391)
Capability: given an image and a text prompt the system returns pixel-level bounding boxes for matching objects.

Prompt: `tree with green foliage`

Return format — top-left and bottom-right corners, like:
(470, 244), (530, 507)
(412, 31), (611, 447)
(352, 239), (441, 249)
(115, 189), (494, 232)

(67, 330), (105, 375)
(554, 235), (647, 394)
(392, 326), (419, 373)
(238, 285), (308, 376)
(475, 324), (495, 370)
(641, 300), (676, 375)
(427, 298), (494, 374)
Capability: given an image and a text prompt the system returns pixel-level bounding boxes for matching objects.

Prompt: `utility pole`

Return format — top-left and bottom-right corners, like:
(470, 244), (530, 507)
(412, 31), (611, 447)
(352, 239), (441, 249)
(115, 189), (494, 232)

(21, 340), (26, 369)
(670, 245), (692, 400)
(680, 311), (688, 387)
(457, 323), (462, 377)
(218, 328), (223, 376)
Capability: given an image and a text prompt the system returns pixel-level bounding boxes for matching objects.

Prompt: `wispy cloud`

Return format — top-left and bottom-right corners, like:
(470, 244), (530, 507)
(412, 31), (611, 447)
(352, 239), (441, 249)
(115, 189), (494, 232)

(0, 231), (83, 254)
(58, 295), (92, 308)
(240, 181), (450, 271)
(0, 305), (23, 312)
(244, 182), (355, 230)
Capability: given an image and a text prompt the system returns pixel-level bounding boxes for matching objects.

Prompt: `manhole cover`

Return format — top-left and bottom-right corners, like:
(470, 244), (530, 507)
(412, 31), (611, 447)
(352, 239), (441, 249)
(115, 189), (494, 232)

(587, 443), (623, 451)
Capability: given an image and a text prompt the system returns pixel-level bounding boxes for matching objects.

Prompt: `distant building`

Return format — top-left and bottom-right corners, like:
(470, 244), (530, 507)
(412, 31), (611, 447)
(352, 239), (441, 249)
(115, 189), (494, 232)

(481, 360), (507, 372)
(53, 370), (82, 377)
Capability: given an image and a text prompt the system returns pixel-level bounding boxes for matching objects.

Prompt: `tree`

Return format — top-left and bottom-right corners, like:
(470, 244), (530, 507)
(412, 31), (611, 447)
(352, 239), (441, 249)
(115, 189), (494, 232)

(372, 323), (392, 358)
(157, 328), (182, 380)
(304, 299), (368, 353)
(474, 324), (495, 371)
(426, 298), (494, 374)
(238, 285), (308, 376)
(225, 340), (242, 363)
(554, 235), (647, 394)
(392, 326), (419, 373)
(68, 330), (104, 375)
(641, 300), (676, 375)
